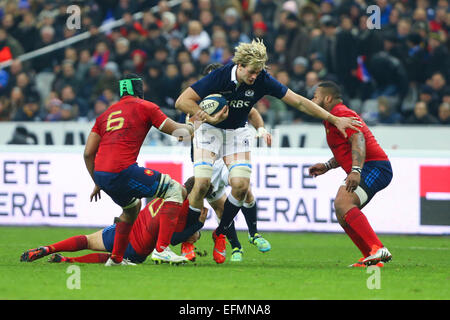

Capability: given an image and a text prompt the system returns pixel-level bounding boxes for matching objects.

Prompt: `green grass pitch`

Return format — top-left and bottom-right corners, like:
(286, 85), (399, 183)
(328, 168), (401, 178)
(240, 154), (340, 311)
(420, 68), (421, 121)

(0, 226), (448, 300)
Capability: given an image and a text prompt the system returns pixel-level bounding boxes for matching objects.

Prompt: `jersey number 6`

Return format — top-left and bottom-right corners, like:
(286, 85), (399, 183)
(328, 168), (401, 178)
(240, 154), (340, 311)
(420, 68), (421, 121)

(106, 110), (125, 132)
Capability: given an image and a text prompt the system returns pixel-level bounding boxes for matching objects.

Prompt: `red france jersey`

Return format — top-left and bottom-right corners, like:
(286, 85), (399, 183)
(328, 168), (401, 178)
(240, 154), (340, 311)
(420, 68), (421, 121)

(91, 96), (167, 173)
(129, 199), (189, 257)
(324, 103), (388, 174)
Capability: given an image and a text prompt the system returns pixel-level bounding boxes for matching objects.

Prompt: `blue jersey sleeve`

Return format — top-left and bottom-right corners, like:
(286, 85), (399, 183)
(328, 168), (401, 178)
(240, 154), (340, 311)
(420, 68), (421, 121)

(190, 69), (223, 99)
(262, 71), (288, 99)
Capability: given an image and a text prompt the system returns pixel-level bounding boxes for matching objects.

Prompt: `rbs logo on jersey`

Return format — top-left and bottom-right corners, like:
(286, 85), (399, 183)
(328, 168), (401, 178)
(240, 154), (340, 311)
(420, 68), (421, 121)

(228, 100), (250, 108)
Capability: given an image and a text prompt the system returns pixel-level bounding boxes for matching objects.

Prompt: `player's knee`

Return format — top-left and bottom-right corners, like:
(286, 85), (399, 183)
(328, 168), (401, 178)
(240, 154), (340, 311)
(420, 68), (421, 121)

(334, 196), (352, 219)
(229, 178), (250, 200)
(193, 178), (211, 198)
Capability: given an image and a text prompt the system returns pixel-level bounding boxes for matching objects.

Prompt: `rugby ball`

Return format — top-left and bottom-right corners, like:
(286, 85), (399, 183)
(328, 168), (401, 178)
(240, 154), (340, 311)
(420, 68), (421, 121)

(199, 94), (227, 115)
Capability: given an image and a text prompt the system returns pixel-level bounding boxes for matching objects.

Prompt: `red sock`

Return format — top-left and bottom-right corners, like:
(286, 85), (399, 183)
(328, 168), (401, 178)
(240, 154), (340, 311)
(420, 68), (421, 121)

(156, 201), (181, 252)
(67, 253), (111, 264)
(344, 207), (383, 252)
(47, 235), (88, 253)
(343, 225), (371, 257)
(111, 221), (133, 263)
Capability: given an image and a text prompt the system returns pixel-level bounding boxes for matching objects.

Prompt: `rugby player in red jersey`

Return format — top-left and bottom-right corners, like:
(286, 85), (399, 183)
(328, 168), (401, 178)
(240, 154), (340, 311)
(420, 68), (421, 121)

(83, 74), (200, 266)
(308, 81), (393, 267)
(20, 178), (210, 264)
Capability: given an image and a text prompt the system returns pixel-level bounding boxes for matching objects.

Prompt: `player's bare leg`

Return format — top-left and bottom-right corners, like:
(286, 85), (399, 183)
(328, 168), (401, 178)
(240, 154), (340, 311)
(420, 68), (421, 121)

(334, 186), (391, 266)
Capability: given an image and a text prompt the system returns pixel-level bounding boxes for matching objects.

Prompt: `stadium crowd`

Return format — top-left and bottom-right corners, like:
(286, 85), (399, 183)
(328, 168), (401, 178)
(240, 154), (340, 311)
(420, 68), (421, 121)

(0, 0), (449, 126)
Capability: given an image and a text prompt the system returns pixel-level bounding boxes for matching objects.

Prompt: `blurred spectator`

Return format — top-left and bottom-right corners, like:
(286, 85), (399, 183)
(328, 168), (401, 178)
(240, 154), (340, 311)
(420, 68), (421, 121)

(15, 72), (40, 102)
(426, 32), (450, 80)
(52, 60), (81, 94)
(60, 85), (87, 118)
(93, 61), (120, 98)
(153, 46), (169, 68)
(14, 11), (39, 53)
(210, 30), (228, 64)
(0, 27), (24, 63)
(222, 7), (242, 33)
(335, 15), (358, 97)
(12, 97), (41, 122)
(195, 49), (212, 75)
(144, 61), (165, 106)
(162, 63), (183, 110)
(228, 25), (250, 50)
(428, 72), (449, 114)
(33, 25), (61, 73)
(113, 37), (131, 71)
(438, 102), (450, 125)
(45, 97), (63, 121)
(198, 9), (214, 36)
(92, 41), (111, 68)
(88, 96), (109, 121)
(307, 15), (337, 76)
(289, 56), (308, 95)
(75, 49), (93, 81)
(183, 20), (211, 60)
(367, 51), (408, 106)
(130, 49), (147, 74)
(375, 96), (402, 124)
(404, 101), (439, 124)
(280, 12), (310, 71)
(270, 35), (288, 69)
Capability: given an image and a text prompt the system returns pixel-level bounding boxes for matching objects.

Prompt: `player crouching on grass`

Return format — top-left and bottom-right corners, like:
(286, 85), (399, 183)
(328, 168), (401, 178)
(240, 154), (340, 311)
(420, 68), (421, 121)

(20, 177), (210, 265)
(308, 81), (393, 267)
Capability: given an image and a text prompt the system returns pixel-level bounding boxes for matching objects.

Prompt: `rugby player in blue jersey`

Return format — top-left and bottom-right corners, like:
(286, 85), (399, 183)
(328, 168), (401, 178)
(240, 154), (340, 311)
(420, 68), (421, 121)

(175, 39), (361, 263)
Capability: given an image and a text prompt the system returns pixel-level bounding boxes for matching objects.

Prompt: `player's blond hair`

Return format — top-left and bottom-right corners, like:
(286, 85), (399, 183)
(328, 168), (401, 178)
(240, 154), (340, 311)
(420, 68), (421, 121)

(232, 38), (268, 71)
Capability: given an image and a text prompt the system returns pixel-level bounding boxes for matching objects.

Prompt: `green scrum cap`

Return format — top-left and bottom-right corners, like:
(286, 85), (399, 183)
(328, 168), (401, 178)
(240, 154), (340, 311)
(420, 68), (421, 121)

(119, 78), (142, 97)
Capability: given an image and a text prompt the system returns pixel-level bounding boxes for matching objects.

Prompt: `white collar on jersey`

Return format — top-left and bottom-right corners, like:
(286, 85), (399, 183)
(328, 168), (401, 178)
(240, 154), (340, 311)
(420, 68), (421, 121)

(231, 64), (238, 85)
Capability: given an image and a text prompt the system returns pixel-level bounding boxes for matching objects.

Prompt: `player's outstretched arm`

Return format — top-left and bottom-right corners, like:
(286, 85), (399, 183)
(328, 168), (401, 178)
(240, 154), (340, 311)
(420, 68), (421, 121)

(346, 132), (366, 192)
(281, 89), (361, 138)
(248, 107), (271, 146)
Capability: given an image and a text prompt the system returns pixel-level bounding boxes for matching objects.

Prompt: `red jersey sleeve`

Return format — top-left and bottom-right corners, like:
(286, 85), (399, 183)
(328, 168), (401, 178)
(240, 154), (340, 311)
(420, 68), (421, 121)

(139, 100), (168, 130)
(91, 117), (102, 135)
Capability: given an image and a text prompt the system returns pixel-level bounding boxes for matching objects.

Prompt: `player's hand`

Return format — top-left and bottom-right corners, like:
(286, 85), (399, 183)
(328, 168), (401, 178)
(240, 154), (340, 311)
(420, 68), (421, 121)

(206, 105), (229, 125)
(90, 185), (101, 202)
(199, 208), (208, 224)
(335, 116), (362, 138)
(256, 127), (272, 147)
(309, 163), (328, 177)
(345, 172), (361, 193)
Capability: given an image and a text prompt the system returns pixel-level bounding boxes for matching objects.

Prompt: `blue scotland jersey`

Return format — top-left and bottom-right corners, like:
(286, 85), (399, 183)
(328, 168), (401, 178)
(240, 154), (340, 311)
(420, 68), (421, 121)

(190, 63), (288, 129)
